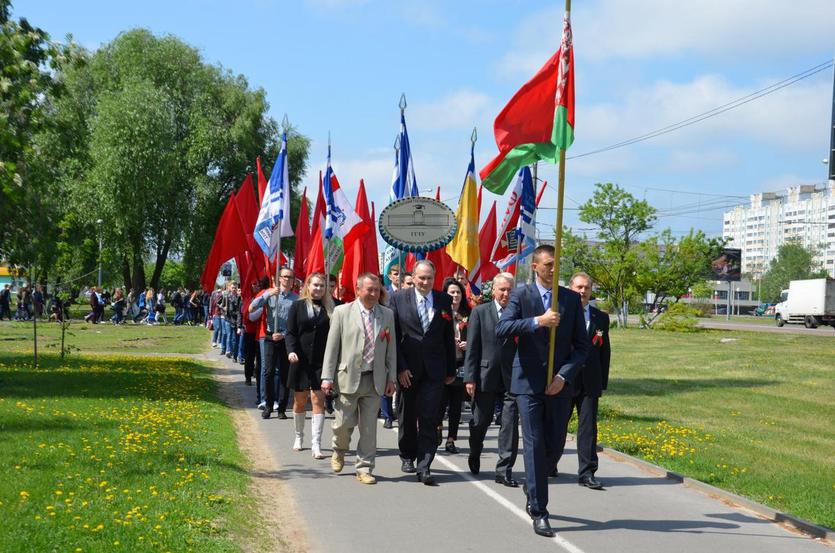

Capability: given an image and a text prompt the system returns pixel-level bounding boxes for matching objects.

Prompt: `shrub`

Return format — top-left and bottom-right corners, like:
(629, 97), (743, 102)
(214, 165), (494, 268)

(653, 302), (702, 332)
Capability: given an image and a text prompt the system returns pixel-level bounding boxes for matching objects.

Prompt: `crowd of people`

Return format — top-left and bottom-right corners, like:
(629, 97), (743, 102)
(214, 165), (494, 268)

(210, 245), (611, 538)
(0, 283), (212, 326)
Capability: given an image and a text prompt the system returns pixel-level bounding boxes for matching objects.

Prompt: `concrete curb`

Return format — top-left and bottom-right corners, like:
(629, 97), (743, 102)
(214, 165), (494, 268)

(595, 441), (834, 543)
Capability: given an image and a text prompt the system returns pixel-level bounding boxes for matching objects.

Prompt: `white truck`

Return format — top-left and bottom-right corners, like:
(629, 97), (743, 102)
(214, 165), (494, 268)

(774, 278), (835, 329)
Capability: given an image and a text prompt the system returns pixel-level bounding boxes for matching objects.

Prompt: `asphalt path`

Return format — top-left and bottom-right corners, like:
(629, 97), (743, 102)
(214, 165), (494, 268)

(222, 359), (830, 553)
(696, 319), (834, 335)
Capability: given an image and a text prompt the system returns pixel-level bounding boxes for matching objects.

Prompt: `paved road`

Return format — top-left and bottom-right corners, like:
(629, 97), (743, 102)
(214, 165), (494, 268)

(696, 319), (834, 335)
(224, 360), (830, 553)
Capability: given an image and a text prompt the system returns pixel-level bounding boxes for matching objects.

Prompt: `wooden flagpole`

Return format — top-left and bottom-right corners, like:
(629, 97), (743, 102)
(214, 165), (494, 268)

(546, 0), (571, 386)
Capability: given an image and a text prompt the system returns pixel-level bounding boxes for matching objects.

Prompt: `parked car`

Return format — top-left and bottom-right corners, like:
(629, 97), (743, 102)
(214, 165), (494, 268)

(753, 303), (775, 317)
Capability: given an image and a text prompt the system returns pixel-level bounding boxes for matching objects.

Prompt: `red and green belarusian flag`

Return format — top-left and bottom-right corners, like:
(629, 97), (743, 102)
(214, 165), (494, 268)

(480, 12), (574, 194)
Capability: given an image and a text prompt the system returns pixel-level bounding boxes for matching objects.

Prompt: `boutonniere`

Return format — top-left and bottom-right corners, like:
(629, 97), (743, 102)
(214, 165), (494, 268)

(458, 316), (468, 331)
(440, 310), (452, 321)
(379, 328), (391, 342)
(592, 330), (604, 346)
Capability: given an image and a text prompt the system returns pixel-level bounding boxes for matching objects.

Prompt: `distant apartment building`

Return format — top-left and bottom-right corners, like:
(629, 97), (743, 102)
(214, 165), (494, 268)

(722, 183), (835, 278)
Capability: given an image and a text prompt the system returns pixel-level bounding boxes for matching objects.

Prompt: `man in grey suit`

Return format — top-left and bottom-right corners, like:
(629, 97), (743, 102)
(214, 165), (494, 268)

(321, 273), (397, 485)
(464, 272), (520, 487)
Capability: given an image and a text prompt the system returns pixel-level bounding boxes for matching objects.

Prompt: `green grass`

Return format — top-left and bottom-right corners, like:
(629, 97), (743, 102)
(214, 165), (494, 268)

(0, 320), (211, 355)
(0, 346), (258, 551)
(580, 327), (835, 529)
(697, 315), (777, 326)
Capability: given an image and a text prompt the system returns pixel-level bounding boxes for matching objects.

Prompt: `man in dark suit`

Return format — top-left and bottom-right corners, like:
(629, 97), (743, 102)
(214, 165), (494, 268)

(391, 259), (456, 486)
(496, 245), (590, 537)
(555, 272), (611, 490)
(464, 272), (520, 486)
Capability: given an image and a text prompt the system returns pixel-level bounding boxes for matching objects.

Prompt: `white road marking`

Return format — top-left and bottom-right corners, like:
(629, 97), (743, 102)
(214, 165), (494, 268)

(384, 425), (587, 553)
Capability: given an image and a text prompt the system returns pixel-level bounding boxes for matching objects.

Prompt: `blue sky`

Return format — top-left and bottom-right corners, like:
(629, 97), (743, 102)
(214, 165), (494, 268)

(18, 0), (835, 240)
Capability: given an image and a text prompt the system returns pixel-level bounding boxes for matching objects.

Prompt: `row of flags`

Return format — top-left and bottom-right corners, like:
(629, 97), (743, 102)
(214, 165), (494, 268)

(201, 9), (575, 297)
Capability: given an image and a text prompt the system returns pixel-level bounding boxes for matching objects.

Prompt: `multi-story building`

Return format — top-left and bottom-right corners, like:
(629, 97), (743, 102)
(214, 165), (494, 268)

(722, 183), (835, 278)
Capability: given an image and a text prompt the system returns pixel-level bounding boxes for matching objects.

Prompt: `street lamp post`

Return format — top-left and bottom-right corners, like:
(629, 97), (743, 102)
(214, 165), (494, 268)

(96, 219), (103, 288)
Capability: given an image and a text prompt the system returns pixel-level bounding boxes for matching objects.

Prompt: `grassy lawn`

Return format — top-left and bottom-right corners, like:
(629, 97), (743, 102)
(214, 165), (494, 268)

(585, 327), (835, 529)
(697, 315), (777, 326)
(0, 320), (210, 355)
(0, 329), (259, 551)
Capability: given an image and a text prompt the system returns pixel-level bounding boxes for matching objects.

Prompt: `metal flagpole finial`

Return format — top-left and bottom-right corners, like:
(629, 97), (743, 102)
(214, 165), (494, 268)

(328, 130), (331, 150)
(282, 113), (290, 132)
(399, 93), (407, 113)
(470, 126), (478, 146)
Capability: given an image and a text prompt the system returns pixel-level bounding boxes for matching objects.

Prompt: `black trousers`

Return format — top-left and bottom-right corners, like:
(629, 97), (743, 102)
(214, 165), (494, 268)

(439, 380), (465, 440)
(398, 377), (444, 474)
(262, 339), (290, 413)
(556, 393), (600, 478)
(470, 390), (519, 477)
(243, 332), (261, 401)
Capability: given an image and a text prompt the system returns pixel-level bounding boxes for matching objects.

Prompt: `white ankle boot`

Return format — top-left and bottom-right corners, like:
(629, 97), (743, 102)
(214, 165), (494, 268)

(292, 412), (305, 451)
(311, 413), (326, 459)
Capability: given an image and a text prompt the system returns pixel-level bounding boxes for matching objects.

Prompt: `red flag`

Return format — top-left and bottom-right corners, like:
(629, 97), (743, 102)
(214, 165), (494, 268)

(305, 172), (326, 277)
(366, 201), (379, 275)
(256, 156), (268, 204)
(293, 188), (311, 282)
(233, 174), (266, 280)
(340, 179), (378, 302)
(470, 201), (499, 288)
(200, 194), (249, 291)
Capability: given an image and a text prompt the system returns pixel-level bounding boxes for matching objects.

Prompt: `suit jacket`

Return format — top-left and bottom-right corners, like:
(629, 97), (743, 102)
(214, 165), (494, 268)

(462, 302), (517, 393)
(321, 301), (397, 396)
(575, 305), (611, 398)
(285, 299), (331, 371)
(391, 289), (456, 382)
(496, 284), (590, 396)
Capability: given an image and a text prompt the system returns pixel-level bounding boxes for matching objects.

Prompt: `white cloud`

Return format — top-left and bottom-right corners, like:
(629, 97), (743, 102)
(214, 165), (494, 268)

(410, 89), (493, 132)
(495, 0), (835, 76)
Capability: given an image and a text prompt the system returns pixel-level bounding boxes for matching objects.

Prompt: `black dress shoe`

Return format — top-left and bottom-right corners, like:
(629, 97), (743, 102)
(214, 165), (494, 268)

(533, 516), (555, 537)
(444, 441), (459, 454)
(522, 483), (532, 518)
(549, 467), (559, 478)
(495, 474), (519, 488)
(417, 472), (437, 486)
(578, 475), (604, 490)
(261, 410), (271, 419)
(467, 453), (480, 475)
(245, 378), (252, 386)
(383, 418), (393, 429)
(401, 459), (416, 473)
(276, 411), (288, 420)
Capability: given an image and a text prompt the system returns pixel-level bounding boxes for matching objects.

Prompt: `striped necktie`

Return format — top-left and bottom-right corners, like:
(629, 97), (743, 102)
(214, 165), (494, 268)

(419, 296), (430, 333)
(362, 309), (374, 365)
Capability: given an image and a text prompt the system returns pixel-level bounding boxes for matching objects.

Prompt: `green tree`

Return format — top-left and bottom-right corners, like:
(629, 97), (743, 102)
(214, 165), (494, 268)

(635, 229), (726, 319)
(0, 1), (82, 278)
(51, 28), (309, 290)
(760, 241), (828, 302)
(576, 183), (657, 327)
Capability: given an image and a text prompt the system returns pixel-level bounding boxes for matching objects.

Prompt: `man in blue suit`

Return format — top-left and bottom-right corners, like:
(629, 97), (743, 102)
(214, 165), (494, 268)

(496, 245), (590, 538)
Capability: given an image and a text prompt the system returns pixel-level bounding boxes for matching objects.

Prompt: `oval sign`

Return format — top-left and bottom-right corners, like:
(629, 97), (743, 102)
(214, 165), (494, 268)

(378, 197), (457, 253)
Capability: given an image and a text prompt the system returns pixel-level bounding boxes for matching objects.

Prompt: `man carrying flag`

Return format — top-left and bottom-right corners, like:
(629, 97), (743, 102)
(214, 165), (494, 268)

(487, 7), (588, 539)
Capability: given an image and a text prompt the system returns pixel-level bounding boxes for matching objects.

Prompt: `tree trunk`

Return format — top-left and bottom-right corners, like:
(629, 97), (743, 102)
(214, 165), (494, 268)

(149, 236), (172, 290)
(122, 257), (132, 291)
(132, 252), (146, 291)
